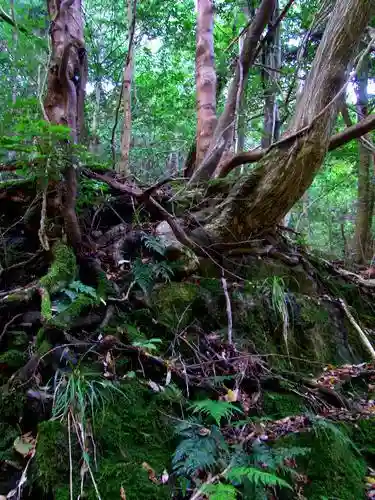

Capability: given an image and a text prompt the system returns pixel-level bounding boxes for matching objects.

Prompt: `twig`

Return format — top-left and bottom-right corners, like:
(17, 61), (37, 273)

(189, 465), (231, 500)
(221, 272), (233, 345)
(338, 298), (375, 361)
(0, 313), (23, 345)
(68, 411), (73, 500)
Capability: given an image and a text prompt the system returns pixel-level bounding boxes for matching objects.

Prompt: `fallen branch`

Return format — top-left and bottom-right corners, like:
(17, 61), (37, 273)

(338, 298), (375, 361)
(221, 272), (233, 345)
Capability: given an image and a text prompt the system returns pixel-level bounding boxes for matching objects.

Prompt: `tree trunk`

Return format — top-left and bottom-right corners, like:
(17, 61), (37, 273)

(198, 0), (373, 243)
(118, 0), (135, 176)
(44, 0), (87, 249)
(195, 0), (217, 169)
(190, 0), (275, 183)
(354, 55), (374, 264)
(261, 1), (281, 149)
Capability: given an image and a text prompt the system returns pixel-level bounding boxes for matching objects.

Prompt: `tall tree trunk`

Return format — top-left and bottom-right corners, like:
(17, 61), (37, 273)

(118, 0), (135, 176)
(354, 55), (374, 264)
(195, 0), (217, 169)
(44, 0), (87, 249)
(89, 79), (101, 153)
(197, 0), (373, 243)
(190, 0), (276, 183)
(261, 1), (281, 148)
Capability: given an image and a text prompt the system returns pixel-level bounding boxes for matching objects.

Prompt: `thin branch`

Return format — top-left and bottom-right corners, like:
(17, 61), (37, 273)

(221, 272), (233, 345)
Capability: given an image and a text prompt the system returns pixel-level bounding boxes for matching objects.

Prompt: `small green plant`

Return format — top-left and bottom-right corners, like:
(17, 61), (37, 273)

(132, 337), (162, 352)
(52, 362), (126, 499)
(190, 400), (243, 426)
(132, 257), (174, 294)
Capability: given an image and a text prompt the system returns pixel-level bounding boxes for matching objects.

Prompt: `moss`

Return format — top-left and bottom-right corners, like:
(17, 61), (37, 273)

(152, 282), (199, 333)
(278, 424), (366, 500)
(40, 288), (52, 321)
(40, 242), (76, 293)
(0, 349), (27, 370)
(0, 422), (18, 461)
(35, 421), (70, 491)
(350, 418), (375, 457)
(89, 379), (173, 500)
(37, 339), (53, 356)
(263, 392), (306, 419)
(0, 389), (25, 421)
(52, 293), (96, 328)
(8, 331), (28, 349)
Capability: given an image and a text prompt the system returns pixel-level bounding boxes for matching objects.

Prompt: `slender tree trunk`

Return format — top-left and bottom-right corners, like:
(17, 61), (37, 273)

(354, 55), (373, 264)
(89, 80), (101, 153)
(195, 0), (217, 169)
(261, 1), (280, 148)
(118, 0), (135, 176)
(197, 0), (373, 243)
(44, 0), (87, 249)
(190, 0), (276, 183)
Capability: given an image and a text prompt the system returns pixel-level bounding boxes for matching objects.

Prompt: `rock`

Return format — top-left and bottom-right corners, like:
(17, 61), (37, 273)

(155, 221), (199, 274)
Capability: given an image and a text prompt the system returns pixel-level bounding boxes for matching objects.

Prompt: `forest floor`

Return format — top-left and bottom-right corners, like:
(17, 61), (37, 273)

(0, 173), (375, 499)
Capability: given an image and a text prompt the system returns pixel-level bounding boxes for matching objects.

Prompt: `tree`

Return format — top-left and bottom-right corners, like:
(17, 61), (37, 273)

(195, 0), (217, 168)
(354, 55), (374, 263)
(44, 0), (87, 249)
(193, 0), (374, 244)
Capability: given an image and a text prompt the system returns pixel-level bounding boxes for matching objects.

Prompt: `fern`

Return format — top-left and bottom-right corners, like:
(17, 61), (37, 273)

(141, 233), (166, 256)
(132, 258), (154, 294)
(202, 483), (237, 500)
(172, 420), (228, 477)
(190, 400), (243, 426)
(153, 261), (174, 282)
(226, 467), (292, 490)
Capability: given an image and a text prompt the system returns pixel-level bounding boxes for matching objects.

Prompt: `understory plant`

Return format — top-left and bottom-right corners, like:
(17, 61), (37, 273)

(172, 399), (309, 499)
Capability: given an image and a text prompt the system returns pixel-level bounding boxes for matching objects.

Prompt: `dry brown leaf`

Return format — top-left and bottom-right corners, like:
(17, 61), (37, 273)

(142, 462), (159, 484)
(120, 486), (126, 499)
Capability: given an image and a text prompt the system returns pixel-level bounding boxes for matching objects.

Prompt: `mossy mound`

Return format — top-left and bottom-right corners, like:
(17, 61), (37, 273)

(33, 380), (174, 500)
(263, 391), (306, 419)
(278, 423), (366, 500)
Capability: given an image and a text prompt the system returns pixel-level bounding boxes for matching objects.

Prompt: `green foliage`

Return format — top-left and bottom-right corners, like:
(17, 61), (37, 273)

(202, 483), (237, 500)
(132, 257), (174, 295)
(172, 420), (228, 476)
(225, 466), (292, 490)
(141, 233), (167, 256)
(132, 337), (162, 352)
(190, 399), (243, 426)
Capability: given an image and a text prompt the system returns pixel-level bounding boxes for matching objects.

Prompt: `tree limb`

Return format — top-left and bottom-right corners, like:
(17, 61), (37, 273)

(218, 113), (375, 177)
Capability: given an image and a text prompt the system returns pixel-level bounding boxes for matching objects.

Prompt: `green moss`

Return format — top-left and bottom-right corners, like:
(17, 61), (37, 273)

(0, 422), (18, 461)
(40, 242), (76, 293)
(35, 421), (71, 491)
(40, 289), (52, 321)
(0, 389), (25, 421)
(89, 379), (173, 500)
(52, 293), (96, 328)
(263, 392), (306, 419)
(152, 282), (199, 332)
(279, 424), (366, 500)
(37, 339), (53, 356)
(350, 418), (375, 457)
(8, 331), (28, 349)
(0, 349), (27, 370)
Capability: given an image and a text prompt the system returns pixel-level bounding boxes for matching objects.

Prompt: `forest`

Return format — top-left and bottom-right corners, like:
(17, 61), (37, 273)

(0, 0), (375, 498)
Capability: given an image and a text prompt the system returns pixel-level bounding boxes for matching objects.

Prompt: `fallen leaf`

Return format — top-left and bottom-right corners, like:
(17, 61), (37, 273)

(225, 389), (239, 402)
(13, 433), (36, 458)
(161, 469), (169, 484)
(142, 462), (159, 484)
(120, 486), (126, 499)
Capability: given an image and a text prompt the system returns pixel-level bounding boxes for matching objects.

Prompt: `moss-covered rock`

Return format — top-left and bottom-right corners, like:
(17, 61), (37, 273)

(87, 379), (173, 500)
(263, 392), (306, 419)
(35, 421), (71, 492)
(151, 282), (199, 333)
(278, 423), (366, 500)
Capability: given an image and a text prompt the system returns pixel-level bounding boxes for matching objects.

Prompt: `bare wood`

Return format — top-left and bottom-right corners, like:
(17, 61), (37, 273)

(339, 298), (375, 361)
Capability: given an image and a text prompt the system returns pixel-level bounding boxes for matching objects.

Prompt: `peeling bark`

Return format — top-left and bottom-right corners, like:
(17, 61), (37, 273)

(118, 0), (136, 176)
(199, 0), (374, 243)
(44, 0), (87, 249)
(190, 0), (276, 184)
(354, 56), (374, 264)
(195, 0), (217, 169)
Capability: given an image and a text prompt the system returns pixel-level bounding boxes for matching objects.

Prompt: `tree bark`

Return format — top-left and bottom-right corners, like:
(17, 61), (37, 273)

(189, 0), (276, 184)
(354, 55), (374, 264)
(44, 0), (87, 249)
(118, 0), (135, 176)
(198, 0), (374, 243)
(195, 0), (217, 169)
(261, 1), (281, 149)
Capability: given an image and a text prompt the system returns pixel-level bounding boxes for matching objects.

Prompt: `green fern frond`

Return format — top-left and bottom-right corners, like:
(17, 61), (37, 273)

(202, 483), (237, 500)
(190, 399), (243, 426)
(226, 467), (292, 490)
(141, 233), (166, 256)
